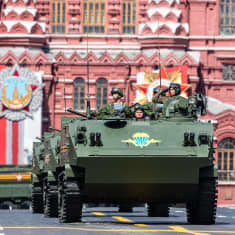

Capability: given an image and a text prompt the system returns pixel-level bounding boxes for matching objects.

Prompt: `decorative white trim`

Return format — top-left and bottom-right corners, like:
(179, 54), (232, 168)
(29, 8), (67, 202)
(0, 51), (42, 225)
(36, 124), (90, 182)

(85, 80), (96, 84)
(64, 96), (72, 99)
(52, 49), (200, 63)
(218, 181), (235, 185)
(0, 34), (46, 38)
(148, 0), (180, 6)
(189, 47), (235, 51)
(216, 55), (235, 58)
(57, 78), (73, 82)
(49, 44), (141, 50)
(0, 21), (46, 33)
(189, 76), (200, 80)
(139, 21), (189, 34)
(109, 80), (126, 83)
(147, 7), (181, 18)
(4, 6), (37, 17)
(5, 0), (36, 3)
(203, 79), (235, 83)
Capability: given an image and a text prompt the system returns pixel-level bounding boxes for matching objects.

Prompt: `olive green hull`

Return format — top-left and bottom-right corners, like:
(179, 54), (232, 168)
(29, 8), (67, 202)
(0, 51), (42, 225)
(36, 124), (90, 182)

(77, 157), (214, 203)
(0, 183), (32, 201)
(0, 165), (32, 202)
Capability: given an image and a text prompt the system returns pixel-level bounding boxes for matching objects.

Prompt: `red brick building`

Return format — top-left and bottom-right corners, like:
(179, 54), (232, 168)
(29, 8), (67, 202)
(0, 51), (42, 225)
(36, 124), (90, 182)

(0, 0), (235, 205)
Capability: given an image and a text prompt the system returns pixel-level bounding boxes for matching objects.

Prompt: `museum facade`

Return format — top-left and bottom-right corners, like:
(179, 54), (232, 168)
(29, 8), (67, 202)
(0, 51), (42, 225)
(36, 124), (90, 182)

(0, 0), (235, 205)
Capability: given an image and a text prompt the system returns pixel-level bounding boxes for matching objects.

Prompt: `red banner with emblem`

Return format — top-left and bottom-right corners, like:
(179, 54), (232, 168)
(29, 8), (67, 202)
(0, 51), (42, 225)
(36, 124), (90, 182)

(135, 65), (190, 105)
(0, 65), (24, 165)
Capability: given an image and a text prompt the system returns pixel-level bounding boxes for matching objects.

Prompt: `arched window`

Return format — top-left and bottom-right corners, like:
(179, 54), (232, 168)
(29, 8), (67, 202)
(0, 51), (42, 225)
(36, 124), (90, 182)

(74, 78), (85, 110)
(218, 137), (235, 181)
(51, 0), (66, 34)
(96, 78), (107, 110)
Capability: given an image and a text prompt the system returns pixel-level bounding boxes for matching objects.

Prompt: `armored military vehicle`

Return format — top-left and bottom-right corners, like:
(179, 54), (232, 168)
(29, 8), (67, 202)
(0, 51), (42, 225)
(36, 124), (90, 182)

(32, 131), (61, 217)
(32, 139), (45, 213)
(32, 117), (79, 217)
(56, 93), (217, 224)
(42, 131), (61, 217)
(0, 165), (32, 209)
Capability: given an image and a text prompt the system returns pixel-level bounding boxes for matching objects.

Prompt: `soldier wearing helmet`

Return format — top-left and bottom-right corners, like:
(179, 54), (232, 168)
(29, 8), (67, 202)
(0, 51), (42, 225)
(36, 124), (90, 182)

(163, 83), (188, 117)
(133, 103), (145, 120)
(97, 88), (131, 119)
(168, 83), (181, 97)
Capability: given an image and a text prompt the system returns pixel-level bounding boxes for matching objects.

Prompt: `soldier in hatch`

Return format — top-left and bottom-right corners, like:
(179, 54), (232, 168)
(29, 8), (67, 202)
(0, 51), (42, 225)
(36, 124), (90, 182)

(97, 88), (132, 119)
(162, 83), (188, 116)
(133, 103), (145, 120)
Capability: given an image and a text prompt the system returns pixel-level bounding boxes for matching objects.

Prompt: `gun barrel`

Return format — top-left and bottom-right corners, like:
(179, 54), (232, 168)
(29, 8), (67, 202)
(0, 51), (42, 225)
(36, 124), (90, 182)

(67, 108), (87, 118)
(49, 126), (61, 132)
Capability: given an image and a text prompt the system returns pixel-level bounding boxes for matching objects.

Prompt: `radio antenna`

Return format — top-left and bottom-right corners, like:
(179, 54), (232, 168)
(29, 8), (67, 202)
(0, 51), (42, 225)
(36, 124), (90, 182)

(157, 20), (162, 88)
(64, 76), (66, 111)
(86, 21), (91, 118)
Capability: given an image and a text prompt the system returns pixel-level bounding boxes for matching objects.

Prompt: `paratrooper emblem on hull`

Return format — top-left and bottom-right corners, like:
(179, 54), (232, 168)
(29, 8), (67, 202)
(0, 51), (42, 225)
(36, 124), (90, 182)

(122, 132), (161, 148)
(0, 64), (44, 121)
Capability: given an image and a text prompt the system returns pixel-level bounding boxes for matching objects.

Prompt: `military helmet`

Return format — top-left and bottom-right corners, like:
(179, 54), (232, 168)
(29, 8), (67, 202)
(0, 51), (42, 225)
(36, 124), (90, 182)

(111, 88), (123, 97)
(134, 103), (145, 112)
(169, 83), (181, 96)
(133, 103), (145, 118)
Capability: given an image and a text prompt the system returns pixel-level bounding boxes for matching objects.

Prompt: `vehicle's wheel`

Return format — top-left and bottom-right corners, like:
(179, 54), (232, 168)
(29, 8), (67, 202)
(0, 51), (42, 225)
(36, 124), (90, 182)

(32, 184), (43, 213)
(45, 184), (58, 217)
(43, 179), (48, 216)
(58, 175), (82, 223)
(187, 177), (217, 225)
(118, 204), (133, 213)
(147, 203), (169, 217)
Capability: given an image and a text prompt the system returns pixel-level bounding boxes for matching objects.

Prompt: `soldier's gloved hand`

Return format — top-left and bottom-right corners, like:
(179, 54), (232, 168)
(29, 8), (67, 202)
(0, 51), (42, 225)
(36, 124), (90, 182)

(111, 112), (120, 117)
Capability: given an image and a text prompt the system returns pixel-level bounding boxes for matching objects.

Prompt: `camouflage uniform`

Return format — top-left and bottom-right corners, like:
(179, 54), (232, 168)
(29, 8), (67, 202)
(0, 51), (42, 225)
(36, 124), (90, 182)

(152, 91), (168, 104)
(97, 102), (132, 119)
(151, 89), (169, 118)
(142, 102), (155, 118)
(97, 87), (132, 119)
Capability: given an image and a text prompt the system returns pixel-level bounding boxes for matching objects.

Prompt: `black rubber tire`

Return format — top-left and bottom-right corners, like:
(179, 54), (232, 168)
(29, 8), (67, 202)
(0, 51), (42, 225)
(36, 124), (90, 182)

(32, 186), (43, 213)
(45, 187), (58, 218)
(147, 203), (169, 217)
(118, 204), (133, 213)
(43, 180), (48, 216)
(187, 177), (217, 225)
(58, 176), (83, 223)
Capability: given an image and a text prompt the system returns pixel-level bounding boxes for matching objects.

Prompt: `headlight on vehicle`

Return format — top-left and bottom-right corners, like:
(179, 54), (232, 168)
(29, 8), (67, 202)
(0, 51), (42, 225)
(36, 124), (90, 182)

(198, 134), (210, 145)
